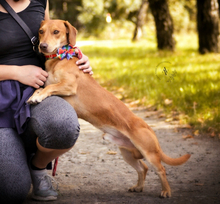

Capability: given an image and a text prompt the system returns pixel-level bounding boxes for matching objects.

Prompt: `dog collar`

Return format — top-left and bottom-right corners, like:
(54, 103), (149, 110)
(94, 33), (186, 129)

(45, 44), (82, 60)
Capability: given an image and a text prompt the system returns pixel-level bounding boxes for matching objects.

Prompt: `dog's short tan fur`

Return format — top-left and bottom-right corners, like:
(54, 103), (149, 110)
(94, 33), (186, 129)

(28, 20), (190, 198)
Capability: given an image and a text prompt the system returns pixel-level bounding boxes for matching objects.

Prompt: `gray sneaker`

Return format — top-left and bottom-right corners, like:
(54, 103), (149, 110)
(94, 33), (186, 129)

(30, 169), (58, 201)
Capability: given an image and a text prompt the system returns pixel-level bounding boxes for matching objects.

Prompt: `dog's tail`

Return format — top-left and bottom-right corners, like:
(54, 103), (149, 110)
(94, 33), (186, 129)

(161, 152), (191, 166)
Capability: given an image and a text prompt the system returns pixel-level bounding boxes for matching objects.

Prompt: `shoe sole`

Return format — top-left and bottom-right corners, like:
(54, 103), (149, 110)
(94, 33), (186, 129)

(32, 194), (57, 201)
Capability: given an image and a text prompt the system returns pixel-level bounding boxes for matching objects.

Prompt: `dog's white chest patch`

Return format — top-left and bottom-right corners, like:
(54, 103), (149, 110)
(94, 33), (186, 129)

(45, 72), (59, 86)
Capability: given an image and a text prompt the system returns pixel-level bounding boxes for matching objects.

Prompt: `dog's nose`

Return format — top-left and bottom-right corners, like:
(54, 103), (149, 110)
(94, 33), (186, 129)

(40, 43), (48, 50)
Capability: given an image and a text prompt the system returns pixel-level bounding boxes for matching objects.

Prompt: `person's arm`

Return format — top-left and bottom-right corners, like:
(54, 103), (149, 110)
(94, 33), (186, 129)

(0, 65), (48, 89)
(0, 1), (50, 88)
(76, 53), (93, 75)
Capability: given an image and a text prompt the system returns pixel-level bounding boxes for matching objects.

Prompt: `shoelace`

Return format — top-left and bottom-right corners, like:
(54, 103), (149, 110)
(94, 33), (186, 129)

(38, 174), (59, 191)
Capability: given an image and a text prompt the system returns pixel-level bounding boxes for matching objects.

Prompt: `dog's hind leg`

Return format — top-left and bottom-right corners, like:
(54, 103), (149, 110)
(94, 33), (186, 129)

(103, 132), (148, 192)
(119, 147), (148, 192)
(125, 126), (172, 197)
(145, 153), (171, 198)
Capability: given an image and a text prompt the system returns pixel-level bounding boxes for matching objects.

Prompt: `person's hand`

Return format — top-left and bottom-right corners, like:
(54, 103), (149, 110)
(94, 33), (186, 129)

(16, 65), (48, 88)
(76, 53), (93, 75)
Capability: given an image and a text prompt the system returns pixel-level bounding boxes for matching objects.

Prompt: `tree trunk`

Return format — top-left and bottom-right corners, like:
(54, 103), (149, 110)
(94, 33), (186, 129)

(132, 0), (148, 41)
(197, 0), (219, 54)
(218, 0), (220, 14)
(148, 0), (175, 51)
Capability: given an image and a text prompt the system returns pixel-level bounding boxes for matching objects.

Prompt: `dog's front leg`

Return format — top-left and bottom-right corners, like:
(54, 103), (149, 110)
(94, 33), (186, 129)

(27, 77), (78, 104)
(27, 88), (43, 104)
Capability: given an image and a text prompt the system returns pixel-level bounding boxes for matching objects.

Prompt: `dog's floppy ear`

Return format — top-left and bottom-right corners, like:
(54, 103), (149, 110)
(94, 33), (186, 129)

(64, 21), (77, 46)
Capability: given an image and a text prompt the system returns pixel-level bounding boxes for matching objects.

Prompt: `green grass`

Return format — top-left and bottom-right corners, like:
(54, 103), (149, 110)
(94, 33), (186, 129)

(79, 33), (220, 135)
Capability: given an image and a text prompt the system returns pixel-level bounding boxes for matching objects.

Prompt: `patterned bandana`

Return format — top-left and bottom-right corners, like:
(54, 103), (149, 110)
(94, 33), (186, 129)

(45, 44), (82, 60)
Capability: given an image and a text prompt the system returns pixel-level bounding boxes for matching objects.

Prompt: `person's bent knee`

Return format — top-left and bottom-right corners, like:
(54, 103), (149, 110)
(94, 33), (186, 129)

(38, 114), (80, 149)
(30, 96), (80, 149)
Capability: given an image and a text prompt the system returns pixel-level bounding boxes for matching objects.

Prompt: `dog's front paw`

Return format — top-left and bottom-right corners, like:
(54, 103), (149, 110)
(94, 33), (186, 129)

(159, 190), (171, 198)
(128, 185), (143, 193)
(27, 95), (43, 104)
(27, 88), (45, 104)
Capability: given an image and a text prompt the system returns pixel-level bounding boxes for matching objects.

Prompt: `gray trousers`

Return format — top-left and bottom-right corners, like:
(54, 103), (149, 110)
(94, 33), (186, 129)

(0, 96), (80, 203)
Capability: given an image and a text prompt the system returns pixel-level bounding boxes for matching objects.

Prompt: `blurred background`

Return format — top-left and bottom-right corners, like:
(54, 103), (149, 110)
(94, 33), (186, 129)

(49, 0), (197, 41)
(48, 0), (220, 137)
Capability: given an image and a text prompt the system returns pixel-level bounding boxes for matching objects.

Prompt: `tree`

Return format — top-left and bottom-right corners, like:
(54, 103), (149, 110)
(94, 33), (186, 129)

(132, 0), (148, 41)
(148, 0), (175, 51)
(49, 0), (82, 29)
(218, 0), (220, 16)
(197, 0), (219, 54)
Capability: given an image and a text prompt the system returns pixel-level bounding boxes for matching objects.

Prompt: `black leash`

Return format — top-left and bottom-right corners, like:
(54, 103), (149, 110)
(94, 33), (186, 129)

(0, 0), (38, 46)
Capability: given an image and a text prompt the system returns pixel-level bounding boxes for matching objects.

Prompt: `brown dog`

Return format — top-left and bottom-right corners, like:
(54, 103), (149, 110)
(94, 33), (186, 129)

(28, 19), (190, 198)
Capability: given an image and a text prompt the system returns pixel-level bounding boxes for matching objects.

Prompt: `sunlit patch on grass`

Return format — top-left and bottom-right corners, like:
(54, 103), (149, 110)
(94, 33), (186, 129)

(80, 34), (220, 135)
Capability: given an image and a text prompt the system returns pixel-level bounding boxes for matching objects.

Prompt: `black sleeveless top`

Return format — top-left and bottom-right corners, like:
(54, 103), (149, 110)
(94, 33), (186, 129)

(0, 0), (46, 65)
(0, 0), (47, 134)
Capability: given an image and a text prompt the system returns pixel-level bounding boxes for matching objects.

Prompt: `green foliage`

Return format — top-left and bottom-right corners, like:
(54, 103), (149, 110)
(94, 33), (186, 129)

(80, 33), (220, 134)
(110, 0), (141, 19)
(169, 1), (191, 32)
(78, 0), (106, 36)
(173, 0), (196, 32)
(49, 0), (197, 37)
(49, 0), (82, 28)
(77, 0), (142, 36)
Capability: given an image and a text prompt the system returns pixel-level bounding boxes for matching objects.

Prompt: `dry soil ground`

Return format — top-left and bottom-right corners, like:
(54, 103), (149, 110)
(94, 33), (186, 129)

(24, 109), (220, 204)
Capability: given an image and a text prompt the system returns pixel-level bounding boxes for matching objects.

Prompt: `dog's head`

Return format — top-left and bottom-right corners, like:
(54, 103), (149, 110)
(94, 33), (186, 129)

(38, 20), (77, 55)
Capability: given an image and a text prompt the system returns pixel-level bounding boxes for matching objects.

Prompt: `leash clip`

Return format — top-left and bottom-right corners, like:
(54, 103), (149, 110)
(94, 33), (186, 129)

(31, 36), (38, 46)
(31, 36), (39, 51)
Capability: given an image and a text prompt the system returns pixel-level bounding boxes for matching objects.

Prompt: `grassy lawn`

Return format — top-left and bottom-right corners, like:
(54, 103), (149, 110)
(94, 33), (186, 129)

(79, 33), (220, 136)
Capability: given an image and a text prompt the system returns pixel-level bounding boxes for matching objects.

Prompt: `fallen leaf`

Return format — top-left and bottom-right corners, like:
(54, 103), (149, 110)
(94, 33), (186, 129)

(107, 151), (117, 155)
(165, 118), (173, 122)
(145, 114), (151, 118)
(173, 116), (179, 120)
(115, 93), (123, 100)
(193, 130), (199, 136)
(197, 118), (204, 123)
(118, 87), (125, 92)
(182, 135), (194, 139)
(164, 99), (173, 105)
(79, 151), (90, 154)
(210, 132), (216, 137)
(180, 124), (192, 129)
(158, 114), (166, 118)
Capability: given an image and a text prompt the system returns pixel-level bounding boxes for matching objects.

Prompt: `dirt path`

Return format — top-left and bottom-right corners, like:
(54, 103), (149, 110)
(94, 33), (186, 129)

(24, 109), (220, 204)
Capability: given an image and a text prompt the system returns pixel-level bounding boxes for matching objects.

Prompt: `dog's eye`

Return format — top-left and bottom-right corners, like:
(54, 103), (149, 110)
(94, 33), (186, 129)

(39, 30), (44, 34)
(54, 30), (59, 34)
